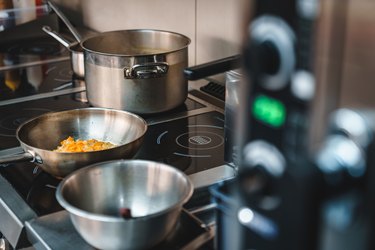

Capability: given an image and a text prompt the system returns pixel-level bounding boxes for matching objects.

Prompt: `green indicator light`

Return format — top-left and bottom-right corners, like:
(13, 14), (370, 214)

(252, 95), (286, 128)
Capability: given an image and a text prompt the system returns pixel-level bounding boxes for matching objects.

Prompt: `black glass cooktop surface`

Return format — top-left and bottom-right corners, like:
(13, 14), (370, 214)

(0, 36), (70, 70)
(135, 111), (225, 175)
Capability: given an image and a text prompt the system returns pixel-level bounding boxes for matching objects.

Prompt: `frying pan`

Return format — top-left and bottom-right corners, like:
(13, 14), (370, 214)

(0, 108), (147, 178)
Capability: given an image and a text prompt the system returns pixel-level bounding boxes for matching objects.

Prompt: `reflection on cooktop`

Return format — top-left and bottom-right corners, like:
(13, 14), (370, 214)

(0, 60), (73, 102)
(1, 37), (67, 56)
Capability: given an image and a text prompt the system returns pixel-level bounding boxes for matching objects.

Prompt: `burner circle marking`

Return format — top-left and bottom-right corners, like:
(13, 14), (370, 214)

(0, 108), (51, 137)
(176, 131), (224, 150)
(189, 135), (212, 145)
(156, 131), (169, 144)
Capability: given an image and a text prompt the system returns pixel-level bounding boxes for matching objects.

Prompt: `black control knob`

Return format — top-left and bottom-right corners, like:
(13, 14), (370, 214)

(249, 15), (296, 91)
(316, 134), (366, 185)
(242, 140), (286, 178)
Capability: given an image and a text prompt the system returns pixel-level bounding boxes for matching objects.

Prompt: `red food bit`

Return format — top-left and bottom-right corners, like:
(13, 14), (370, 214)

(119, 208), (132, 219)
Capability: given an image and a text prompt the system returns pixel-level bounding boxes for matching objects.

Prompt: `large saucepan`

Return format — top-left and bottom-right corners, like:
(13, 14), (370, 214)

(81, 29), (191, 114)
(0, 108), (147, 178)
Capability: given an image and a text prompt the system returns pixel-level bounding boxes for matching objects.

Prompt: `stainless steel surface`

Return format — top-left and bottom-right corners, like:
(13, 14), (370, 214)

(0, 108), (147, 178)
(0, 147), (23, 157)
(56, 159), (194, 250)
(42, 25), (85, 78)
(0, 152), (33, 163)
(69, 43), (84, 78)
(0, 175), (37, 249)
(189, 164), (236, 189)
(225, 70), (242, 165)
(25, 211), (93, 250)
(82, 29), (191, 114)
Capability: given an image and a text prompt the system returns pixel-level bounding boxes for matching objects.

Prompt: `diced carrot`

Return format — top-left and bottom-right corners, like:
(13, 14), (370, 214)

(54, 137), (116, 152)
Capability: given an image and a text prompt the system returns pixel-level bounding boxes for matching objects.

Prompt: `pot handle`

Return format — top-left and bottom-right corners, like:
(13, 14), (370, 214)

(0, 151), (36, 165)
(184, 54), (242, 80)
(124, 62), (169, 79)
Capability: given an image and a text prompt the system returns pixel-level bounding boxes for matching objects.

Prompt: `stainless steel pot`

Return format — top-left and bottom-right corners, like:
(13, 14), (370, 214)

(42, 25), (84, 78)
(0, 108), (147, 178)
(81, 29), (191, 114)
(56, 159), (194, 250)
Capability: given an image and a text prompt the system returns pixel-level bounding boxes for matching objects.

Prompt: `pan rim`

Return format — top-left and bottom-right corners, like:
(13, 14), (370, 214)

(81, 28), (191, 57)
(15, 107), (148, 154)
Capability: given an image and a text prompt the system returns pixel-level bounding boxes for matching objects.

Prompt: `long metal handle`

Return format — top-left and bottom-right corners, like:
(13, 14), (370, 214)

(184, 54), (242, 80)
(42, 25), (71, 49)
(0, 152), (34, 165)
(124, 62), (169, 79)
(48, 0), (82, 42)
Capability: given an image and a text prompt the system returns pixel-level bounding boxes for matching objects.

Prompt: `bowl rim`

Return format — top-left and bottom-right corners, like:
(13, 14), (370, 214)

(56, 159), (194, 222)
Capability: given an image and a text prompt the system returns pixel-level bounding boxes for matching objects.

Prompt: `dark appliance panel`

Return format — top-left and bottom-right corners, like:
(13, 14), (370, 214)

(214, 0), (322, 250)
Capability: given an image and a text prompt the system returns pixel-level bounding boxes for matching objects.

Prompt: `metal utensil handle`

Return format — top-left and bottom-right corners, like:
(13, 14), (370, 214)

(0, 152), (35, 165)
(48, 0), (82, 42)
(42, 25), (71, 48)
(124, 62), (169, 79)
(184, 54), (242, 80)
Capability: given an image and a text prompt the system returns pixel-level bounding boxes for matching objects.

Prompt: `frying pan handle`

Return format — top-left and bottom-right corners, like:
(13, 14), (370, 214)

(0, 152), (36, 165)
(184, 54), (242, 80)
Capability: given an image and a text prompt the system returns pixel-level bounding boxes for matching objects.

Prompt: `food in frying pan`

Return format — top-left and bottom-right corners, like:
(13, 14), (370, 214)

(54, 136), (116, 152)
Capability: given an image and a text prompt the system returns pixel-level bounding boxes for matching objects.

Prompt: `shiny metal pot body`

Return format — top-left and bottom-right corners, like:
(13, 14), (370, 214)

(81, 29), (190, 114)
(56, 160), (194, 250)
(69, 43), (85, 78)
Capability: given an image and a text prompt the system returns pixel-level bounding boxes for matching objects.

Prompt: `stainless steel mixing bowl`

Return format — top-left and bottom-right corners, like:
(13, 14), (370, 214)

(56, 159), (194, 250)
